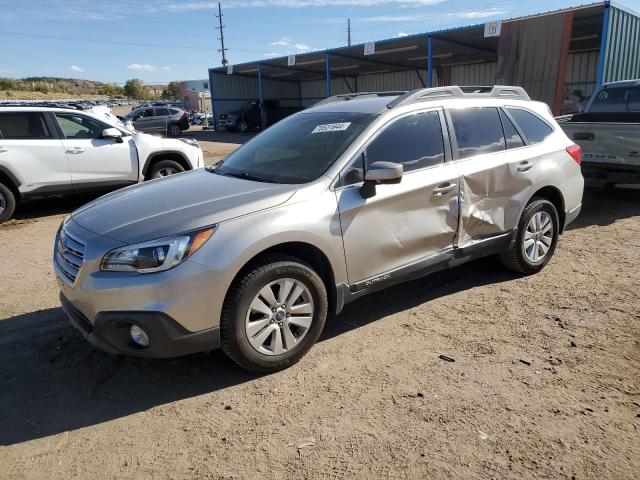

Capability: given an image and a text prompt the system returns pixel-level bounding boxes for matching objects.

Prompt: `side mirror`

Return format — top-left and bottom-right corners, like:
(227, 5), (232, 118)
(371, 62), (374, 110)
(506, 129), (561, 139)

(102, 128), (123, 143)
(360, 161), (403, 199)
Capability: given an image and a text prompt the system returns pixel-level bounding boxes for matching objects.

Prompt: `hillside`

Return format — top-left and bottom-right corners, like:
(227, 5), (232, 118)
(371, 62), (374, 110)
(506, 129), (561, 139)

(0, 76), (124, 99)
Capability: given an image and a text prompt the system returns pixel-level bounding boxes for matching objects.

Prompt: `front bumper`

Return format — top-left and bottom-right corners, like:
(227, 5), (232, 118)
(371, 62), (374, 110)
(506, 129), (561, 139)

(60, 294), (220, 357)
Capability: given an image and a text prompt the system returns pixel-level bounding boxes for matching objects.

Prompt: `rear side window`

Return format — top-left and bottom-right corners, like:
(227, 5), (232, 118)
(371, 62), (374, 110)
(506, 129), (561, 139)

(155, 108), (171, 116)
(366, 111), (445, 172)
(169, 109), (180, 115)
(589, 88), (628, 112)
(0, 112), (52, 140)
(450, 107), (505, 159)
(506, 108), (553, 144)
(500, 109), (525, 149)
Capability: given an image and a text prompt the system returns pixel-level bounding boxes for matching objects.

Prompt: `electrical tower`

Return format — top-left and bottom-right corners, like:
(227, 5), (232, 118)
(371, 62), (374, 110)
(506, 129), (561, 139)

(216, 3), (229, 66)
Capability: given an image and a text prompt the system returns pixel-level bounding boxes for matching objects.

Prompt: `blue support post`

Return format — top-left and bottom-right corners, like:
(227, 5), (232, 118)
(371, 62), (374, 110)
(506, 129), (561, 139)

(325, 53), (331, 97)
(427, 35), (433, 87)
(258, 63), (266, 129)
(595, 2), (611, 87)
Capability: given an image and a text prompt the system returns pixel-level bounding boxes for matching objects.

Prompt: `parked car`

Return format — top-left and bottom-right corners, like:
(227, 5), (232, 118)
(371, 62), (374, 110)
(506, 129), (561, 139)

(557, 79), (640, 187)
(121, 106), (190, 137)
(218, 99), (303, 133)
(54, 86), (583, 372)
(0, 106), (204, 223)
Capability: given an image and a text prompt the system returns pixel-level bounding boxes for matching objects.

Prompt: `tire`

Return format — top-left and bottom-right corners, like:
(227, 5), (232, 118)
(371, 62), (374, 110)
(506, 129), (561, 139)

(220, 255), (328, 372)
(238, 120), (250, 134)
(147, 160), (185, 179)
(0, 182), (16, 224)
(167, 122), (182, 137)
(499, 198), (560, 274)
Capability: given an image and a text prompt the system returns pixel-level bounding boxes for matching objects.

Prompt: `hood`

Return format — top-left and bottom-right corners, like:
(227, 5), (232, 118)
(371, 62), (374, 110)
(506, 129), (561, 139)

(71, 169), (298, 244)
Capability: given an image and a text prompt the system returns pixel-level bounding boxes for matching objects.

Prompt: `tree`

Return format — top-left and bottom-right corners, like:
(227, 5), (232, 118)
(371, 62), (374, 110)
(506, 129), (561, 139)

(162, 81), (181, 99)
(124, 79), (145, 99)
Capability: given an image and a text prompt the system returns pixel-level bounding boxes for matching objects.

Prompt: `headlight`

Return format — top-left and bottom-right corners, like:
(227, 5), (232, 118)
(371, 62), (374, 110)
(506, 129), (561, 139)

(178, 138), (199, 147)
(101, 227), (214, 273)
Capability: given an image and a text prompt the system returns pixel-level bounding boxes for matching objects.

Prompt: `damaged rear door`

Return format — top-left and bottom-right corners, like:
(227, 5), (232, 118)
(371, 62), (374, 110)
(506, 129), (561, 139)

(447, 106), (539, 246)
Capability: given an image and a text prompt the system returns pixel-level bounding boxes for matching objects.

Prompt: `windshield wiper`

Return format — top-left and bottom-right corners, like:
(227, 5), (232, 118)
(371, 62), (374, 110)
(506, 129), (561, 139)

(215, 169), (276, 183)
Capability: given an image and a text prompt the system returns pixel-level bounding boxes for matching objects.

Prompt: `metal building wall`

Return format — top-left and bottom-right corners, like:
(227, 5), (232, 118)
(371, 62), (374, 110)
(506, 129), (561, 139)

(600, 5), (640, 84)
(565, 51), (599, 97)
(449, 62), (497, 85)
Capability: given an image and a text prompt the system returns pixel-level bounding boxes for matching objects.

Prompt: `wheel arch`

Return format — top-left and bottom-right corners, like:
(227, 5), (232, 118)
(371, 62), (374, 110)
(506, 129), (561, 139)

(142, 152), (192, 180)
(529, 186), (566, 232)
(0, 166), (22, 202)
(224, 241), (341, 317)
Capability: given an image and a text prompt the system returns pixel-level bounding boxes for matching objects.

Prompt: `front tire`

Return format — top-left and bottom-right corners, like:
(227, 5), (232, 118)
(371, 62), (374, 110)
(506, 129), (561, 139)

(147, 160), (185, 179)
(220, 255), (328, 372)
(500, 198), (560, 274)
(0, 182), (16, 224)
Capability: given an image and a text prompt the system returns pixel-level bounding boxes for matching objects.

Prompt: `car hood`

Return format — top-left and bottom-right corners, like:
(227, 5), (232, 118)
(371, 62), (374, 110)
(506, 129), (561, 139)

(71, 169), (298, 244)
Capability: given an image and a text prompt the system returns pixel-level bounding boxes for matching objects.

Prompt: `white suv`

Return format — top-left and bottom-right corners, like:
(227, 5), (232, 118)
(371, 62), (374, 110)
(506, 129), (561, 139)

(0, 106), (204, 223)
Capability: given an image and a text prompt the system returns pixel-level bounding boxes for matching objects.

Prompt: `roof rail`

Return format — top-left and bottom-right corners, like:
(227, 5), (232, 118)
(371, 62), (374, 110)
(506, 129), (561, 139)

(387, 85), (530, 109)
(314, 91), (407, 106)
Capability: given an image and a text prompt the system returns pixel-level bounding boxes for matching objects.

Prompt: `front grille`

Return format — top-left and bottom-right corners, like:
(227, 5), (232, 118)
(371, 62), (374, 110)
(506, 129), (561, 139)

(56, 226), (86, 284)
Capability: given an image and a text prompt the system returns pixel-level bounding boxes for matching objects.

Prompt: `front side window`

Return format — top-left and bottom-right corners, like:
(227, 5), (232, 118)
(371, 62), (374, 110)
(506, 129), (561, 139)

(0, 112), (51, 140)
(215, 112), (374, 184)
(506, 108), (553, 144)
(366, 111), (445, 172)
(450, 107), (506, 159)
(55, 113), (110, 139)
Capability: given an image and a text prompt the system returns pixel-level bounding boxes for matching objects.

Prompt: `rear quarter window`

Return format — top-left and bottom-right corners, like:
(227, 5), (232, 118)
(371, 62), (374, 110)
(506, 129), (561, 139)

(0, 112), (51, 140)
(506, 108), (553, 144)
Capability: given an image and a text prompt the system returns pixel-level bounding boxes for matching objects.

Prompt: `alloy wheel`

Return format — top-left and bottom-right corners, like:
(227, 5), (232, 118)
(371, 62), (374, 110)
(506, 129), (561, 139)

(523, 211), (553, 263)
(154, 167), (179, 178)
(244, 278), (314, 356)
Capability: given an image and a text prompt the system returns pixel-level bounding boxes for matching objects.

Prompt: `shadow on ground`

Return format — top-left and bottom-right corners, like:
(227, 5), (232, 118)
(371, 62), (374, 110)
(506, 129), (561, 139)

(1, 185), (639, 446)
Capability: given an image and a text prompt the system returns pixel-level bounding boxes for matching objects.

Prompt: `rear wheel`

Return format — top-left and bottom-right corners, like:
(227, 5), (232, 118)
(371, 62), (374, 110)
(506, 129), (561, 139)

(220, 255), (328, 372)
(500, 198), (559, 274)
(167, 122), (182, 137)
(148, 160), (185, 179)
(0, 182), (16, 224)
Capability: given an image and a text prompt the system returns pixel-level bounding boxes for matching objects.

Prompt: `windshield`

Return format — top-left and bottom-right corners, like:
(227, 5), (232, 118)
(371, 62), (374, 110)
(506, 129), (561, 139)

(215, 111), (375, 184)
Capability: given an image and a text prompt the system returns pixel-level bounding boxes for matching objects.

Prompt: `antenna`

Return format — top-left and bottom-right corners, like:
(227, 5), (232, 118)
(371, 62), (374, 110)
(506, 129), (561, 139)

(347, 18), (352, 46)
(216, 2), (228, 67)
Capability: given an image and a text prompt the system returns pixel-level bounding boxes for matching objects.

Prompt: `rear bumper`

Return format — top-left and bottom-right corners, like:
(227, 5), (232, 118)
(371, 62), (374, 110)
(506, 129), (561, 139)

(581, 162), (640, 186)
(61, 293), (220, 358)
(564, 203), (581, 229)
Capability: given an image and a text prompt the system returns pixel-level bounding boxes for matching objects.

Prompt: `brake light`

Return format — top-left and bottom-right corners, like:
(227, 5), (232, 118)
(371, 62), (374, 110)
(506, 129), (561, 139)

(566, 144), (581, 165)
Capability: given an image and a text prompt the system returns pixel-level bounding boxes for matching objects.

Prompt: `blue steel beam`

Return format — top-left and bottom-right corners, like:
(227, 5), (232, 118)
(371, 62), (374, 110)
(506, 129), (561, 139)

(596, 2), (611, 86)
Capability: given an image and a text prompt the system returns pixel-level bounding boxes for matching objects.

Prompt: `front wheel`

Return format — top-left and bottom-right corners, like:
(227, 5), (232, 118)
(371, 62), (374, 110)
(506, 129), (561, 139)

(148, 160), (185, 179)
(0, 182), (17, 224)
(220, 255), (328, 372)
(499, 198), (560, 274)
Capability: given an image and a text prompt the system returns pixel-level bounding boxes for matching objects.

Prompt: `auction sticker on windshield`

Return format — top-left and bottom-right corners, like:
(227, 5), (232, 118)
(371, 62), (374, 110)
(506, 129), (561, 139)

(312, 122), (351, 134)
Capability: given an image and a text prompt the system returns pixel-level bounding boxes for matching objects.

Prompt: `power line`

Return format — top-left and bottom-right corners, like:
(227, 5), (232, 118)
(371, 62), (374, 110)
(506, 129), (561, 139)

(216, 2), (229, 66)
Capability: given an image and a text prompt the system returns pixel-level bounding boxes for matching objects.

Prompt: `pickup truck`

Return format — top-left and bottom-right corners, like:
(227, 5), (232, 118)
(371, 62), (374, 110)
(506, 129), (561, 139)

(218, 100), (303, 133)
(556, 80), (640, 187)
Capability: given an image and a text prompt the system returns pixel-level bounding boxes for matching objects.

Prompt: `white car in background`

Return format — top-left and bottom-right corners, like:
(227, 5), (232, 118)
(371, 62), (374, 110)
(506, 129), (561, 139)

(0, 106), (204, 223)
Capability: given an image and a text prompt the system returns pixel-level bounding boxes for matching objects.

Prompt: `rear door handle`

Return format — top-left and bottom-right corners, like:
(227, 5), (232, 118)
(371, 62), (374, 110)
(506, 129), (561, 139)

(0, 146), (8, 153)
(65, 147), (85, 154)
(574, 132), (595, 141)
(432, 183), (457, 196)
(517, 161), (533, 172)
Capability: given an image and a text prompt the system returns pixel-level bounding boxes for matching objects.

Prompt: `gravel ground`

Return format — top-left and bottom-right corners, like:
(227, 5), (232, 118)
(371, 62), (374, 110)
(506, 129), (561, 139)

(0, 137), (638, 479)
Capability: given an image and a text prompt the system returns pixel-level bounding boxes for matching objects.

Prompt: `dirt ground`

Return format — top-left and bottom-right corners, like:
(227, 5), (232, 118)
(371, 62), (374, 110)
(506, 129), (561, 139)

(0, 136), (639, 479)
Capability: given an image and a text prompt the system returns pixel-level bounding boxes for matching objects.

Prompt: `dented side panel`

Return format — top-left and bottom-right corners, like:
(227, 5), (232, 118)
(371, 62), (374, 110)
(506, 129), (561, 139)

(337, 164), (459, 284)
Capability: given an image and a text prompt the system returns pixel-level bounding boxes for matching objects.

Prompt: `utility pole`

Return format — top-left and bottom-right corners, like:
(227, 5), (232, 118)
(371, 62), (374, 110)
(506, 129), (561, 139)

(216, 2), (228, 66)
(347, 18), (352, 46)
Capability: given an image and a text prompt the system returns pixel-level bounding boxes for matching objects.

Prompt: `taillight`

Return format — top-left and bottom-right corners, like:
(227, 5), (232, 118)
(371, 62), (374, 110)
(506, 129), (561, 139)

(566, 144), (581, 165)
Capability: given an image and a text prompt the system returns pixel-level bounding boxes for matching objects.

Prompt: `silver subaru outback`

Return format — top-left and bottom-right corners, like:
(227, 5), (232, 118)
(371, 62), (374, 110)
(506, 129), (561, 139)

(54, 86), (584, 372)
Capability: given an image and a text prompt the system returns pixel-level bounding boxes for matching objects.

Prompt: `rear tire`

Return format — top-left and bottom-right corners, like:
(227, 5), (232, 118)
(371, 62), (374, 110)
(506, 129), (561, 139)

(147, 160), (185, 179)
(167, 122), (182, 137)
(0, 182), (16, 224)
(220, 255), (328, 372)
(499, 198), (559, 274)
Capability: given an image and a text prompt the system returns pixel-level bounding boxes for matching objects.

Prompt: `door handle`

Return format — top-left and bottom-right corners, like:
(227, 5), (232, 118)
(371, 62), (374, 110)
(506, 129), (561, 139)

(517, 161), (533, 172)
(432, 183), (457, 196)
(0, 146), (8, 153)
(65, 147), (85, 154)
(574, 132), (594, 141)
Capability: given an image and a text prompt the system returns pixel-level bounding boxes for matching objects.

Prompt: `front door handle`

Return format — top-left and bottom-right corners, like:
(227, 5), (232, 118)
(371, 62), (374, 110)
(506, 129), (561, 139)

(432, 183), (457, 196)
(517, 161), (533, 172)
(65, 147), (85, 154)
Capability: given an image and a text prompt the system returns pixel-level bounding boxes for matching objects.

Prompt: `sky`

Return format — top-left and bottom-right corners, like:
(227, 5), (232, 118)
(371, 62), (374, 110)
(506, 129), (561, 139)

(0, 0), (632, 84)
